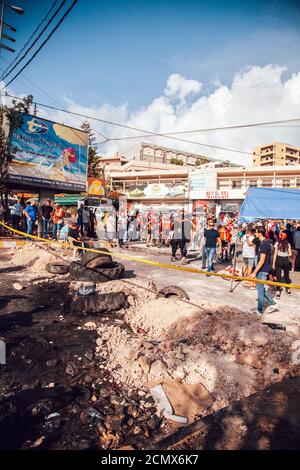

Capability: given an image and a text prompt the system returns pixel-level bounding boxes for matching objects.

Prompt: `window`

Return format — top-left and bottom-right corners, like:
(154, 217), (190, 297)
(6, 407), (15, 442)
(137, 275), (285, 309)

(261, 180), (272, 187)
(282, 180), (290, 187)
(249, 180), (257, 187)
(232, 180), (242, 188)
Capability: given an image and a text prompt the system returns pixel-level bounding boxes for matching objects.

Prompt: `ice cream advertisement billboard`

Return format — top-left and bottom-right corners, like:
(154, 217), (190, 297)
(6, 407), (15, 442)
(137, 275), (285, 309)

(8, 114), (89, 191)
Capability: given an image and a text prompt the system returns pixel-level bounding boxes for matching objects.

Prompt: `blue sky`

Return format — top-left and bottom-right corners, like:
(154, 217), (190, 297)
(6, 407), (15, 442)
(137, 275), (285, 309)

(2, 0), (300, 165)
(1, 0), (300, 111)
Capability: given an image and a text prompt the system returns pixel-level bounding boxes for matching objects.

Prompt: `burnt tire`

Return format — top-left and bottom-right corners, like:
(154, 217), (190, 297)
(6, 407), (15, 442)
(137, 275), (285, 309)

(80, 250), (113, 269)
(69, 261), (125, 282)
(46, 262), (70, 274)
(156, 285), (190, 300)
(70, 291), (129, 315)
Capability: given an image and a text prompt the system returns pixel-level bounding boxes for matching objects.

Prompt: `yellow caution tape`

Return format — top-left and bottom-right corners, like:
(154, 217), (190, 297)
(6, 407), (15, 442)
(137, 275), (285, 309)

(1, 220), (300, 290)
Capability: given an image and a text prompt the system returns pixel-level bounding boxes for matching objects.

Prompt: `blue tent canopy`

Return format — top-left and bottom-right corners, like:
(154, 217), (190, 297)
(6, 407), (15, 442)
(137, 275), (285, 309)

(238, 187), (300, 225)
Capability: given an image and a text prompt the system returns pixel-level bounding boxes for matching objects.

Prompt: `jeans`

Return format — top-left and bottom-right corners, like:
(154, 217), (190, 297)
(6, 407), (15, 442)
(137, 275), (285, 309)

(42, 218), (51, 238)
(205, 247), (216, 272)
(77, 220), (83, 236)
(12, 214), (20, 230)
(53, 223), (63, 240)
(275, 256), (290, 292)
(27, 220), (34, 235)
(256, 271), (276, 313)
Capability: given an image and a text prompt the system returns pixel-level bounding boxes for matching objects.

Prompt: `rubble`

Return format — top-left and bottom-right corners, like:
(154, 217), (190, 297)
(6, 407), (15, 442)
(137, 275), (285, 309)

(8, 243), (70, 276)
(13, 283), (23, 291)
(1, 263), (300, 449)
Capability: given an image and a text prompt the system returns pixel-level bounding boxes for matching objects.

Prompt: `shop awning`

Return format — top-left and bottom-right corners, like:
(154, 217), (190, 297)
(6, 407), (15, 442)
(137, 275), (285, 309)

(54, 194), (85, 206)
(238, 187), (300, 224)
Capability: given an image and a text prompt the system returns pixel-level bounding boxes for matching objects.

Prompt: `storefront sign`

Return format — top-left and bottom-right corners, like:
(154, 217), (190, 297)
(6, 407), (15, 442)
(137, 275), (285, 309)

(128, 183), (186, 199)
(190, 188), (247, 200)
(189, 169), (217, 193)
(87, 177), (106, 196)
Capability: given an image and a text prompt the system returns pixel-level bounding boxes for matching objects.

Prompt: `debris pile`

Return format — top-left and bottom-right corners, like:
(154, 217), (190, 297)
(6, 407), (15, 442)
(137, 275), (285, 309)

(0, 280), (162, 450)
(8, 243), (70, 276)
(90, 282), (299, 420)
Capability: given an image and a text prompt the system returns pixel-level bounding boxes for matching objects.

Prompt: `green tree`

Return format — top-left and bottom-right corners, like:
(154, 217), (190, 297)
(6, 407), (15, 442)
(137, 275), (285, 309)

(170, 157), (184, 166)
(0, 95), (33, 206)
(80, 120), (101, 177)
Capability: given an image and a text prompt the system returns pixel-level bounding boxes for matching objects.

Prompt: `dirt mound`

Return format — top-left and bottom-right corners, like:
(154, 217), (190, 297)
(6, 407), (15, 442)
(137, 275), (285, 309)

(89, 281), (298, 420)
(124, 297), (200, 339)
(9, 243), (68, 275)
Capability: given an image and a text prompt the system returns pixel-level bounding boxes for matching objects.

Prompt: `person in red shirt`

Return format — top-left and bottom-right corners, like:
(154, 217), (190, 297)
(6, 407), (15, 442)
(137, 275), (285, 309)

(52, 204), (64, 240)
(219, 224), (231, 263)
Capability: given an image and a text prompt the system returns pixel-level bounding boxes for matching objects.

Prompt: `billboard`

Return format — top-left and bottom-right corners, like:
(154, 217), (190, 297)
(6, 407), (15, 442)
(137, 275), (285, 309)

(8, 114), (89, 191)
(189, 169), (217, 199)
(128, 183), (186, 199)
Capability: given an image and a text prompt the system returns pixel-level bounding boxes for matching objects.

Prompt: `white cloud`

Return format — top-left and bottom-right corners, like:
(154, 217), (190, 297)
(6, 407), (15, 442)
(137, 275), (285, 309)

(8, 65), (300, 166)
(164, 73), (202, 103)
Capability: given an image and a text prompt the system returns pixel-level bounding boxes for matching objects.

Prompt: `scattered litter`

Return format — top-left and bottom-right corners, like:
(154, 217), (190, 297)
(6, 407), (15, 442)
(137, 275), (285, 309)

(262, 323), (286, 331)
(29, 436), (45, 448)
(150, 384), (188, 424)
(13, 283), (23, 291)
(78, 283), (96, 296)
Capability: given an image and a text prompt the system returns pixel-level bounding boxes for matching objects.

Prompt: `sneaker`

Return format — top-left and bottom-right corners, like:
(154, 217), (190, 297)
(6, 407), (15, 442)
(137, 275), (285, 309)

(249, 308), (262, 316)
(285, 289), (291, 295)
(275, 291), (281, 299)
(265, 303), (279, 314)
(181, 257), (187, 264)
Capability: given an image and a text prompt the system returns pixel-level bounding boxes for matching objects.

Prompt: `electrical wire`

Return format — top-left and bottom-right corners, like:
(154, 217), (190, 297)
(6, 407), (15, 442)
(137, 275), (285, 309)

(107, 118), (300, 142)
(1, 59), (109, 142)
(3, 94), (252, 155)
(2, 0), (79, 89)
(1, 0), (67, 82)
(1, 0), (60, 80)
(5, 93), (300, 157)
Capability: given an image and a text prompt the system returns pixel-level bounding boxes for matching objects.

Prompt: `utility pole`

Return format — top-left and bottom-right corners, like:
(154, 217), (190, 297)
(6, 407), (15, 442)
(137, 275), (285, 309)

(0, 1), (24, 56)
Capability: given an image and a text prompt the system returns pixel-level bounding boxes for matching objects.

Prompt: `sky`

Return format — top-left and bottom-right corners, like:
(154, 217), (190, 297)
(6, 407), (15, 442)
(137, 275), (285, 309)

(1, 0), (300, 165)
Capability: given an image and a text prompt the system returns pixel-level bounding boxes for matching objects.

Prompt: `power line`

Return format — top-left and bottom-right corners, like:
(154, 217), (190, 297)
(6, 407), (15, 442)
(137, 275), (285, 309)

(3, 94), (252, 155)
(2, 0), (79, 89)
(1, 0), (60, 80)
(1, 61), (109, 141)
(6, 93), (300, 157)
(107, 117), (300, 142)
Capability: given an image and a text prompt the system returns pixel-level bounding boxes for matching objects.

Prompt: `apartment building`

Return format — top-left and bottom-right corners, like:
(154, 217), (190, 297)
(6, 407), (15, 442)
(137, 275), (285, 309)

(253, 142), (300, 167)
(120, 142), (218, 167)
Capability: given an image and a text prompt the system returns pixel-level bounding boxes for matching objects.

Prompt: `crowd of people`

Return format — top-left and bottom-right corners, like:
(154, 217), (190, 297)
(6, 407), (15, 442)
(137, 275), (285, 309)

(1, 198), (300, 316)
(0, 199), (99, 241)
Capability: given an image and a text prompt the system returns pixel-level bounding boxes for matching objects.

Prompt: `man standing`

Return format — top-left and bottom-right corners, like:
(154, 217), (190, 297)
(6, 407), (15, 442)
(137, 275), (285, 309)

(294, 226), (300, 260)
(204, 219), (222, 272)
(41, 199), (53, 238)
(249, 227), (278, 315)
(24, 201), (37, 235)
(242, 227), (256, 276)
(82, 207), (91, 237)
(52, 204), (64, 240)
(11, 198), (23, 232)
(77, 203), (84, 236)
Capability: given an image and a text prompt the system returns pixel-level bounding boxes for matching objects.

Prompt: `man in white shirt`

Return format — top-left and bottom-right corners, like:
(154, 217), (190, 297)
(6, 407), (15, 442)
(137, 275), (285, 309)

(242, 227), (256, 277)
(294, 227), (300, 269)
